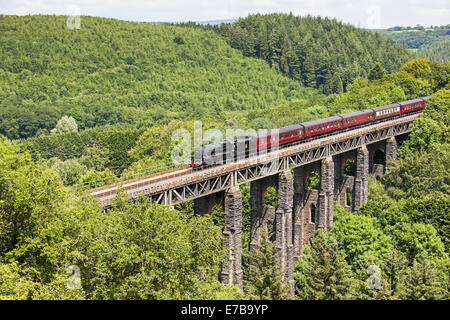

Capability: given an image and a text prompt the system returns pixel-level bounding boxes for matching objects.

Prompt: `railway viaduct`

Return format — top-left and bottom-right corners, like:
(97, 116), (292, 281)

(88, 113), (419, 295)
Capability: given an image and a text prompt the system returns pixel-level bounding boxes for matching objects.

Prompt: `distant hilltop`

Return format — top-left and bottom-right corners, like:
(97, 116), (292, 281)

(150, 19), (235, 25)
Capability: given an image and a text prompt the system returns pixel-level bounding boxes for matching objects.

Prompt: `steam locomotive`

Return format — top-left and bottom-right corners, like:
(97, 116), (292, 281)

(190, 97), (429, 169)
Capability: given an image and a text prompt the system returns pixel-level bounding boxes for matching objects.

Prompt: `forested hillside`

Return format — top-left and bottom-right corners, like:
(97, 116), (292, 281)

(0, 13), (449, 300)
(1, 56), (449, 300)
(378, 25), (450, 63)
(419, 40), (450, 63)
(197, 13), (414, 94)
(0, 15), (312, 139)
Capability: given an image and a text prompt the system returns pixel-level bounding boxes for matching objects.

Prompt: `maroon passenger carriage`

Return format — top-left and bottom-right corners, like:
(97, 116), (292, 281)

(190, 96), (430, 169)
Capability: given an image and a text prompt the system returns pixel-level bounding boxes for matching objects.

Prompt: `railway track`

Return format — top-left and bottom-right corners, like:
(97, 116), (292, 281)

(88, 113), (420, 206)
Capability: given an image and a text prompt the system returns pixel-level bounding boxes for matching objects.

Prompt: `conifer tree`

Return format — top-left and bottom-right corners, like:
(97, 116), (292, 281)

(368, 62), (386, 81)
(400, 253), (444, 300)
(379, 249), (408, 299)
(243, 230), (290, 300)
(295, 229), (351, 300)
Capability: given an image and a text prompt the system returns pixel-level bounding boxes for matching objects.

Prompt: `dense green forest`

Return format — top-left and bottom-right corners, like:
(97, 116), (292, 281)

(0, 14), (313, 140)
(377, 24), (450, 62)
(191, 13), (414, 94)
(2, 56), (449, 299)
(419, 40), (450, 63)
(0, 14), (449, 300)
(18, 57), (448, 189)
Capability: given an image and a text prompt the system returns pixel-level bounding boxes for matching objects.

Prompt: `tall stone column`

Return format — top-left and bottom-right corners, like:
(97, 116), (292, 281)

(354, 145), (369, 211)
(293, 166), (305, 259)
(276, 170), (294, 296)
(385, 137), (397, 171)
(319, 156), (334, 231)
(333, 154), (342, 202)
(220, 186), (243, 289)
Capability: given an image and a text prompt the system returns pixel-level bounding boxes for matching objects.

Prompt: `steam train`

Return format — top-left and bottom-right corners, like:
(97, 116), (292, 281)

(190, 96), (429, 169)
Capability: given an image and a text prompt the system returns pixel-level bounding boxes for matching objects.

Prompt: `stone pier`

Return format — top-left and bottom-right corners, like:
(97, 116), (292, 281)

(385, 137), (397, 171)
(354, 145), (369, 211)
(320, 156), (334, 231)
(220, 186), (243, 288)
(275, 170), (294, 295)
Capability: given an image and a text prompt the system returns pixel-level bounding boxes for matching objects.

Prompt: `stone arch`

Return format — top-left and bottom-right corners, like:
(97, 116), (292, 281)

(343, 159), (356, 176)
(249, 174), (278, 249)
(367, 140), (385, 174)
(293, 161), (321, 256)
(371, 149), (386, 180)
(263, 186), (279, 207)
(193, 190), (225, 215)
(373, 149), (386, 165)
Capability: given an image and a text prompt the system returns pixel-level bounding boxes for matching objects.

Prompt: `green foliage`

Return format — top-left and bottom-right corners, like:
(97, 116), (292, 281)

(208, 13), (413, 93)
(381, 151), (449, 199)
(84, 197), (229, 300)
(211, 205), (225, 229)
(400, 58), (433, 80)
(76, 168), (120, 190)
(400, 253), (446, 300)
(306, 171), (320, 190)
(378, 25), (450, 62)
(379, 250), (408, 299)
(398, 116), (444, 156)
(295, 229), (351, 300)
(386, 223), (446, 263)
(419, 40), (450, 63)
(32, 272), (86, 300)
(401, 195), (450, 252)
(49, 158), (88, 186)
(0, 15), (312, 140)
(240, 183), (252, 255)
(0, 137), (244, 299)
(50, 116), (78, 135)
(263, 186), (278, 207)
(333, 205), (393, 273)
(0, 262), (37, 300)
(368, 63), (385, 81)
(423, 88), (450, 124)
(243, 230), (290, 300)
(0, 136), (65, 257)
(343, 160), (356, 176)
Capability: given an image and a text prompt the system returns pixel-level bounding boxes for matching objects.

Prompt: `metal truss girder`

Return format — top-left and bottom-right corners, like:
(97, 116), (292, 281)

(98, 116), (416, 208)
